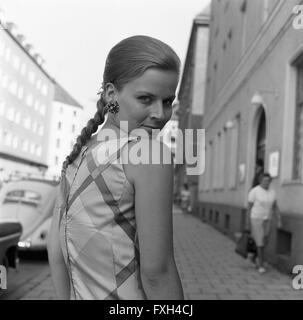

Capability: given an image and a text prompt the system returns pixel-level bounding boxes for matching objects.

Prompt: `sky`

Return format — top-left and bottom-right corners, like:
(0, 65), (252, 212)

(0, 0), (211, 125)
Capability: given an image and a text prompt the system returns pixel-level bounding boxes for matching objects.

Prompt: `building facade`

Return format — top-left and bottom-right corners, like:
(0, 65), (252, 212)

(175, 6), (210, 208)
(0, 21), (54, 182)
(46, 83), (83, 179)
(199, 0), (303, 272)
(160, 102), (179, 159)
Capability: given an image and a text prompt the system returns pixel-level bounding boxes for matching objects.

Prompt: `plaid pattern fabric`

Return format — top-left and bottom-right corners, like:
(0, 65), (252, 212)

(58, 133), (146, 300)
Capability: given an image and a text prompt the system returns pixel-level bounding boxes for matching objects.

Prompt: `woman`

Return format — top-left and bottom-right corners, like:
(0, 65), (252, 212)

(47, 35), (184, 300)
(247, 173), (282, 274)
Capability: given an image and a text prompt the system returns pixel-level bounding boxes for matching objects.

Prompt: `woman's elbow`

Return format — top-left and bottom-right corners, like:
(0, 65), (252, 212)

(140, 260), (173, 284)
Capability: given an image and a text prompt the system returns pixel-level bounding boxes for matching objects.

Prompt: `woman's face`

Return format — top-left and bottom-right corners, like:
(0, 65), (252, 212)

(108, 68), (179, 136)
(260, 176), (271, 190)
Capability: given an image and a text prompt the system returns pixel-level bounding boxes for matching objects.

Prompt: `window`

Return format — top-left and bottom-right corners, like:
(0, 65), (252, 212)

(3, 190), (41, 207)
(229, 116), (240, 188)
(12, 136), (18, 149)
(293, 58), (303, 180)
(2, 74), (8, 89)
(72, 124), (75, 133)
(73, 110), (77, 117)
(40, 104), (46, 115)
(12, 55), (20, 70)
(55, 156), (59, 166)
(36, 145), (42, 157)
(15, 112), (21, 124)
(6, 107), (14, 121)
(42, 84), (48, 95)
(32, 121), (38, 133)
(215, 27), (219, 38)
(228, 29), (233, 41)
(240, 0), (247, 13)
(224, 1), (229, 13)
(206, 141), (213, 190)
(5, 47), (10, 62)
(18, 86), (24, 99)
(9, 80), (18, 95)
(23, 116), (31, 129)
(30, 143), (35, 154)
(28, 71), (35, 84)
(21, 63), (26, 76)
(221, 128), (227, 188)
(56, 139), (60, 148)
(22, 139), (29, 152)
(36, 79), (41, 90)
(0, 41), (4, 56)
(241, 0), (248, 55)
(59, 106), (63, 114)
(38, 124), (44, 136)
(213, 134), (219, 189)
(212, 62), (218, 104)
(0, 100), (5, 116)
(263, 0), (270, 23)
(4, 131), (12, 146)
(34, 100), (39, 111)
(58, 122), (62, 130)
(26, 94), (33, 107)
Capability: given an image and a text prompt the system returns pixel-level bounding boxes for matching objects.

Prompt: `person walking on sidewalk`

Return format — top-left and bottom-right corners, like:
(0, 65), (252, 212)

(180, 183), (191, 213)
(247, 173), (282, 274)
(47, 35), (184, 300)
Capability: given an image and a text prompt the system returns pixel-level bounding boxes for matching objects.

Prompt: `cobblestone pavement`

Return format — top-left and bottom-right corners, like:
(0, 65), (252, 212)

(173, 206), (303, 300)
(4, 205), (303, 300)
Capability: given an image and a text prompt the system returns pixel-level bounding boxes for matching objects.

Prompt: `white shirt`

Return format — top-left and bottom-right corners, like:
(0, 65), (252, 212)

(181, 190), (190, 201)
(248, 185), (276, 219)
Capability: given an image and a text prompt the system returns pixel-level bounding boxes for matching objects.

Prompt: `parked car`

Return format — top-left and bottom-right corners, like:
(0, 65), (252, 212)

(0, 221), (22, 269)
(0, 178), (59, 251)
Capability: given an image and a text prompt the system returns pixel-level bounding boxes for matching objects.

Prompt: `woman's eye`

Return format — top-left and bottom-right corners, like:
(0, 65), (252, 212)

(164, 99), (174, 106)
(138, 96), (152, 104)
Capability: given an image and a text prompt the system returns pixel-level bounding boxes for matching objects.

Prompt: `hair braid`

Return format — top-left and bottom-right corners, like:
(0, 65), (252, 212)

(61, 93), (107, 176)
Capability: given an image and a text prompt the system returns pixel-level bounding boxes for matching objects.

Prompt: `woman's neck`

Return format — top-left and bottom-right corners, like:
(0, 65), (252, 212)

(99, 113), (129, 139)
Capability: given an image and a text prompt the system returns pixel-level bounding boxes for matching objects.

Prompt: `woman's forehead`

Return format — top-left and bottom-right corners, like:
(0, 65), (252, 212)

(123, 69), (178, 95)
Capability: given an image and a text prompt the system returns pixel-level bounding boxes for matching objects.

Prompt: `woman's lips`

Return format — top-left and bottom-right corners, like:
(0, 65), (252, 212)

(142, 125), (161, 129)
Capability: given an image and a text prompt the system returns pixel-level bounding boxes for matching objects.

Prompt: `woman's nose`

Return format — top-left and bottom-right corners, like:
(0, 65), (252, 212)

(150, 102), (165, 120)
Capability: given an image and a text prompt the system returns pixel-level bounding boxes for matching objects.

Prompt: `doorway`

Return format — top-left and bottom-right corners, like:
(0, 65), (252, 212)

(252, 107), (266, 188)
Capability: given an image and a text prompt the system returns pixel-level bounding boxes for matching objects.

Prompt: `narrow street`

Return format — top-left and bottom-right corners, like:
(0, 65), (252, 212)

(1, 205), (303, 300)
(0, 252), (51, 300)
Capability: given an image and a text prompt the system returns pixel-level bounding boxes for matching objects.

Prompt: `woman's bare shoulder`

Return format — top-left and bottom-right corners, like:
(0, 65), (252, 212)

(121, 137), (174, 185)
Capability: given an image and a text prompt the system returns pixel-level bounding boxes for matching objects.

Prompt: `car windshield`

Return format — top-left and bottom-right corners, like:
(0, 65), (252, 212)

(3, 189), (42, 207)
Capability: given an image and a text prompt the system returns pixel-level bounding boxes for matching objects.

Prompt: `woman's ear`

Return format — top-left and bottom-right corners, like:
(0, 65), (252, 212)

(104, 83), (117, 102)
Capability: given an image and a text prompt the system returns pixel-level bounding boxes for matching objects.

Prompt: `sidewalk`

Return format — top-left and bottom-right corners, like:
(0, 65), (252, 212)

(173, 206), (303, 300)
(16, 205), (303, 300)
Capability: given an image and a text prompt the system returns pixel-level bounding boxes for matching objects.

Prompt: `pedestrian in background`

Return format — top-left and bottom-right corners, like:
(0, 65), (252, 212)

(47, 35), (184, 300)
(180, 183), (191, 213)
(247, 173), (282, 274)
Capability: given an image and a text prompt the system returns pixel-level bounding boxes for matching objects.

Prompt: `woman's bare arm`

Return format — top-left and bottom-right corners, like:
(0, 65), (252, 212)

(47, 190), (70, 300)
(127, 139), (184, 300)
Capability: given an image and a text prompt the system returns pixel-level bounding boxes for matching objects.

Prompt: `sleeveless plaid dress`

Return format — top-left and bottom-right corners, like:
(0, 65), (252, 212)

(57, 131), (146, 300)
